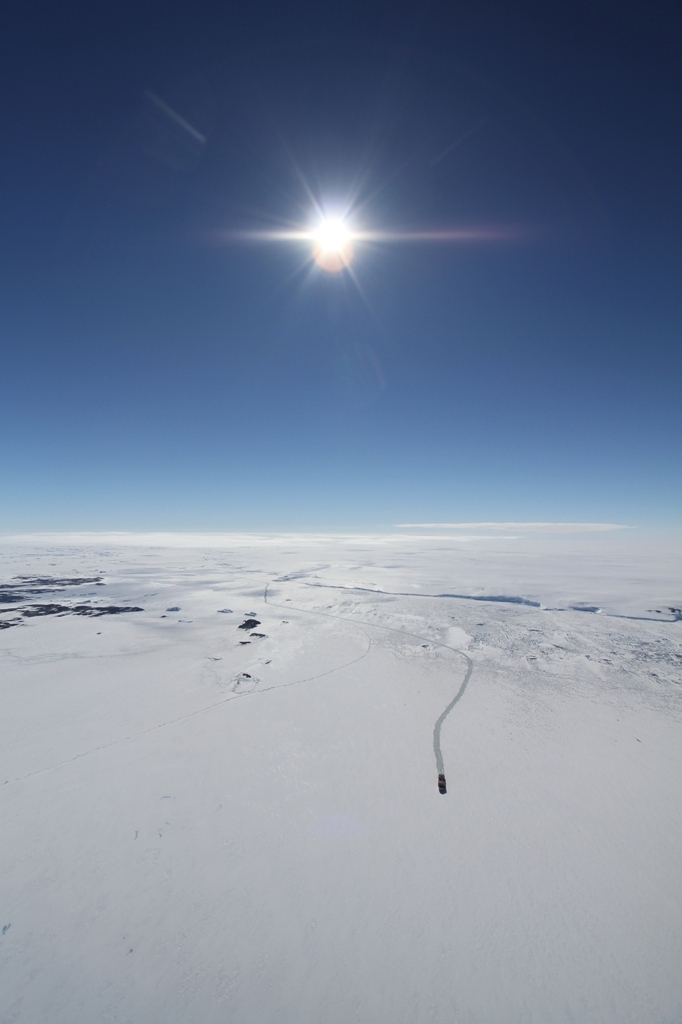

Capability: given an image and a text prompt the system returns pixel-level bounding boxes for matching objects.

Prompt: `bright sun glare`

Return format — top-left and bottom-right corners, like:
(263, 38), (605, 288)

(312, 218), (354, 272)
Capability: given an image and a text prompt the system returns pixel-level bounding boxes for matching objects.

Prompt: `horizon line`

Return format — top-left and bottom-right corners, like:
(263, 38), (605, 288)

(395, 522), (630, 532)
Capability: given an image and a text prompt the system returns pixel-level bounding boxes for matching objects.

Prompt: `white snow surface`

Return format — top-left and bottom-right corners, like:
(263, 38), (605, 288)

(1, 532), (681, 1024)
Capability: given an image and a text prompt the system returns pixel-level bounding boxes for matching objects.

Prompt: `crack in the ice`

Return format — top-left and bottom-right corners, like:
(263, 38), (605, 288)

(5, 632), (372, 786)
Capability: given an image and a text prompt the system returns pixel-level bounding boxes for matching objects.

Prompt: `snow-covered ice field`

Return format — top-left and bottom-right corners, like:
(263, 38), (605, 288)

(1, 531), (681, 1024)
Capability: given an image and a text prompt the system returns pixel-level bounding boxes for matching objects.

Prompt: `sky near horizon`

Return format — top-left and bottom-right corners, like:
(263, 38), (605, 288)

(1, 1), (680, 532)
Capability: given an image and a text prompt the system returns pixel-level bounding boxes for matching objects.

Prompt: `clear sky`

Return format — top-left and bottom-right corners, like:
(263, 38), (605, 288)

(1, 1), (680, 532)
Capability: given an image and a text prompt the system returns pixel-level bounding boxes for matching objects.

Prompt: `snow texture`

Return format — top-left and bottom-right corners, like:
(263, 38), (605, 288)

(1, 531), (681, 1023)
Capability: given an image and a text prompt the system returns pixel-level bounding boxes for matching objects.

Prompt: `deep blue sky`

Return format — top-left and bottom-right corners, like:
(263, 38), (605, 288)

(1, 0), (680, 531)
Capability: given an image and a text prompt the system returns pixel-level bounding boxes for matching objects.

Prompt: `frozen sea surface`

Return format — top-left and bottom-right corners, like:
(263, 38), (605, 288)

(1, 532), (681, 1023)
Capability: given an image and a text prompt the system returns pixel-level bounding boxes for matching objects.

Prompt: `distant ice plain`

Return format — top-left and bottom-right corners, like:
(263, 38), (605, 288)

(1, 531), (681, 1023)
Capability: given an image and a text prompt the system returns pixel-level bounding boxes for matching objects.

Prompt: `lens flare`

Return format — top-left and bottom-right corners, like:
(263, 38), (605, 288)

(312, 218), (354, 272)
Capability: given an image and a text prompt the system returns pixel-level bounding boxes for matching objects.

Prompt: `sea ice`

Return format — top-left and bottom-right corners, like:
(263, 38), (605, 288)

(0, 531), (680, 1024)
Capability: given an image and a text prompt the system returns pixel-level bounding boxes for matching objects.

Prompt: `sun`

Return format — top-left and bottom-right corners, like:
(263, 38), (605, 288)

(311, 218), (354, 273)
